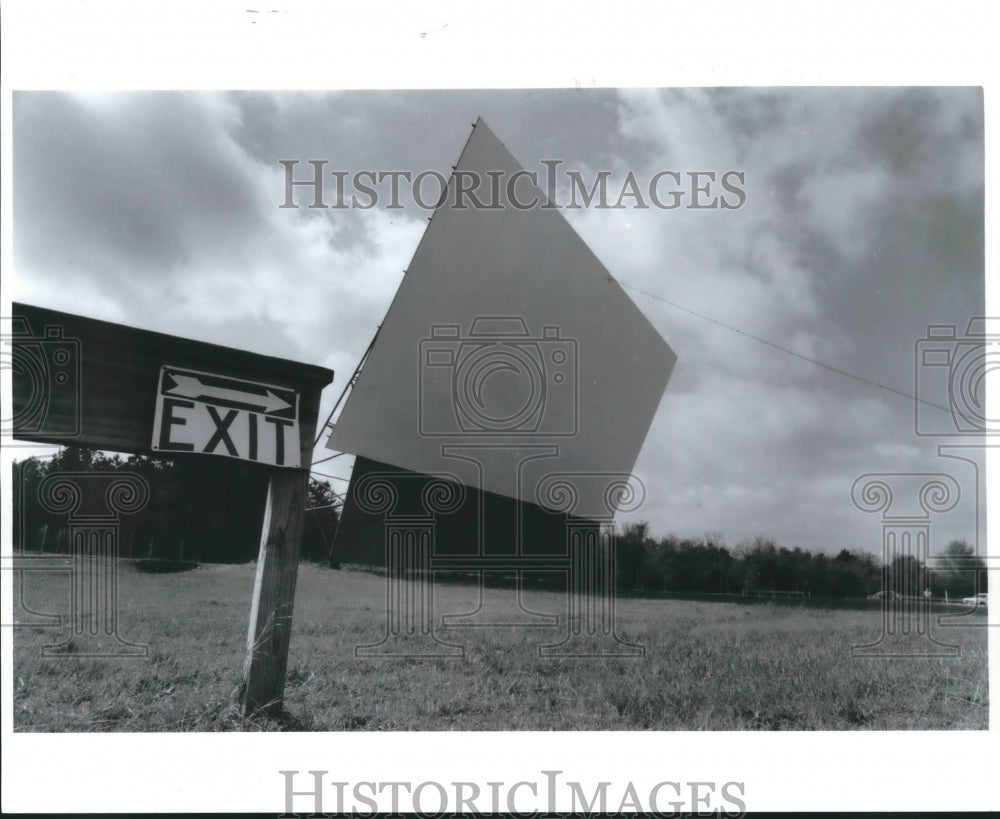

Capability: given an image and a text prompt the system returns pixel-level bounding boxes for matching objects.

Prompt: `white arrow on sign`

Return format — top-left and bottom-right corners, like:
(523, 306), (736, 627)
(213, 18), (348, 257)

(165, 373), (291, 414)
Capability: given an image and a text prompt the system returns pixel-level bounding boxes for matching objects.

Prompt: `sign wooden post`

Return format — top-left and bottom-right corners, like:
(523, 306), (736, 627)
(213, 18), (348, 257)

(240, 467), (310, 716)
(10, 302), (333, 719)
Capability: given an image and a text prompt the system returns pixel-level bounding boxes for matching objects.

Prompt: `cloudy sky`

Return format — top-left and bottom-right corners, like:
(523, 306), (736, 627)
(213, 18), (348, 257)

(11, 87), (985, 555)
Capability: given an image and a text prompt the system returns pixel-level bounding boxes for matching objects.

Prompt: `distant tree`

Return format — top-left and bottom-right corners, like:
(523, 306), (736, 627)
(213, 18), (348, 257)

(883, 554), (926, 597)
(12, 457), (48, 550)
(13, 446), (271, 562)
(740, 537), (779, 591)
(703, 542), (733, 593)
(47, 445), (95, 472)
(616, 521), (653, 590)
(806, 552), (831, 596)
(838, 549), (881, 597)
(933, 539), (986, 598)
(643, 535), (678, 591)
(304, 479), (340, 566)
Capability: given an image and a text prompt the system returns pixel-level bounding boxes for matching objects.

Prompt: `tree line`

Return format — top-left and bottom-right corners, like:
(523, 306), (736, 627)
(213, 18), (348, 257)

(12, 447), (339, 564)
(12, 448), (985, 599)
(614, 522), (986, 600)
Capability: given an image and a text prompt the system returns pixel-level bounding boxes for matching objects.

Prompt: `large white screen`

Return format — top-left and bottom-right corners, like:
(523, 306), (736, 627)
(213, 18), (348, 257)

(328, 119), (676, 516)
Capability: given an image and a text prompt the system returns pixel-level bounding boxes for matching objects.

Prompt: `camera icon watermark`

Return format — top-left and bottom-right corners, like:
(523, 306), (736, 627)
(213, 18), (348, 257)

(418, 316), (578, 437)
(1, 316), (82, 439)
(914, 318), (1000, 437)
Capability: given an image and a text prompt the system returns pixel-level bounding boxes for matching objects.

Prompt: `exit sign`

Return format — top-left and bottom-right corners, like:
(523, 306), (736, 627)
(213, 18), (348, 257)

(152, 366), (301, 467)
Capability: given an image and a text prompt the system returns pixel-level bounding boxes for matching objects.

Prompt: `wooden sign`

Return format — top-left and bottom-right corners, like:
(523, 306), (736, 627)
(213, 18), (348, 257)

(9, 302), (331, 463)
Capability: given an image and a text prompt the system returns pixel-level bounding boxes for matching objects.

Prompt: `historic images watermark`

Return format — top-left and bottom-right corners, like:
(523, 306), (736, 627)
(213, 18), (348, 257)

(4, 469), (151, 657)
(279, 769), (747, 817)
(3, 315), (148, 656)
(279, 160), (747, 211)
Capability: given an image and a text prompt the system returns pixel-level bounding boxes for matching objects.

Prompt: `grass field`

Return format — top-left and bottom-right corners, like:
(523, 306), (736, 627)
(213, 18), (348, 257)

(11, 560), (989, 731)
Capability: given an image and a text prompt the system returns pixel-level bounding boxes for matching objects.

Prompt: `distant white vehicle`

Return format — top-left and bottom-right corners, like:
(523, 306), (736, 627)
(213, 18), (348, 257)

(962, 592), (988, 607)
(867, 590), (899, 600)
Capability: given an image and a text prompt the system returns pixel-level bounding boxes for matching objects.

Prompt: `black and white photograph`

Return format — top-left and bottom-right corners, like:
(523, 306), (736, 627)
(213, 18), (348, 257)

(2, 2), (997, 816)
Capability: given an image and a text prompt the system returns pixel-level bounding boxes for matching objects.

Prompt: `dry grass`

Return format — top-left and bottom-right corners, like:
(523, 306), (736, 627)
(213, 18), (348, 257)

(12, 560), (989, 731)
